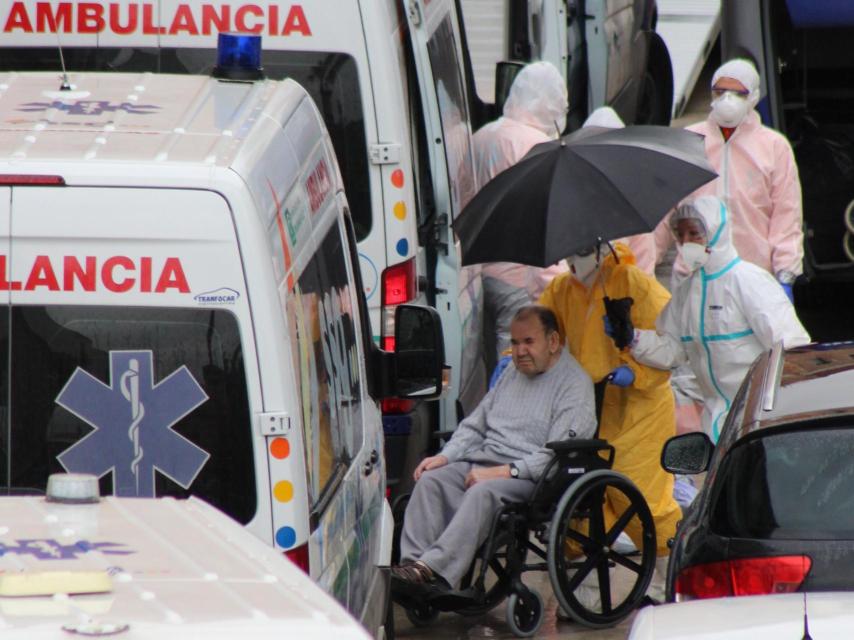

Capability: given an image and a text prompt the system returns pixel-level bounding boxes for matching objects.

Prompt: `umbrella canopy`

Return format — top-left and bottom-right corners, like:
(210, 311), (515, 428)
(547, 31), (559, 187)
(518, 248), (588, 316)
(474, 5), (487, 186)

(454, 125), (717, 267)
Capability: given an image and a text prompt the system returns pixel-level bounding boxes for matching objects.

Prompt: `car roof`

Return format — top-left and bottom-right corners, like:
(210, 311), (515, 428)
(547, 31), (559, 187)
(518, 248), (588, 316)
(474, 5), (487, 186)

(735, 342), (854, 439)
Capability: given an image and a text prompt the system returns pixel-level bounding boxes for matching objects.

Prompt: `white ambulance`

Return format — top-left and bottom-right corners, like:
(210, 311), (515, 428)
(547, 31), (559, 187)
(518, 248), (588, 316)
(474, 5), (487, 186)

(0, 474), (372, 639)
(0, 66), (447, 638)
(0, 0), (488, 497)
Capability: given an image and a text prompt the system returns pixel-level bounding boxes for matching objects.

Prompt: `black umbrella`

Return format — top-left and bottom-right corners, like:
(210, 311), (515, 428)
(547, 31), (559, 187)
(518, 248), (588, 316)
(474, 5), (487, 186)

(454, 125), (717, 267)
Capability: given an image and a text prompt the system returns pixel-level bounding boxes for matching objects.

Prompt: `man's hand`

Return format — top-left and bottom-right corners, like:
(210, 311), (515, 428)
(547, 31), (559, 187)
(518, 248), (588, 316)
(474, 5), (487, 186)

(465, 465), (511, 488)
(413, 455), (449, 481)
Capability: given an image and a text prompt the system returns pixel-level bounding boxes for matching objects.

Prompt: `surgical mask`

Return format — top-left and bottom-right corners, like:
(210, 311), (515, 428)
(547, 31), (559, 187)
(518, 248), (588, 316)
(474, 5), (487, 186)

(679, 242), (710, 271)
(710, 92), (751, 128)
(569, 252), (600, 285)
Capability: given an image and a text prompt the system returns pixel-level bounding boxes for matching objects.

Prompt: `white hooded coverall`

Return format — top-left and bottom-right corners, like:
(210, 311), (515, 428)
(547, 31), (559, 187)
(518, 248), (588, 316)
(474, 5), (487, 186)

(633, 196), (810, 442)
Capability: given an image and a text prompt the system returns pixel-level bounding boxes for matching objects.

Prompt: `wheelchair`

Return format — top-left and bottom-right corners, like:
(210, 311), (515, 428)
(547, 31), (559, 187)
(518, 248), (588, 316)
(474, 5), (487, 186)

(391, 433), (657, 637)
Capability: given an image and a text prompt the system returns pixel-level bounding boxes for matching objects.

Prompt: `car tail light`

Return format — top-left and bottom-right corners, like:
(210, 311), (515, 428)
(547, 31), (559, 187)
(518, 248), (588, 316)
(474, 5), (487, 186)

(675, 555), (812, 600)
(380, 257), (417, 415)
(284, 543), (310, 574)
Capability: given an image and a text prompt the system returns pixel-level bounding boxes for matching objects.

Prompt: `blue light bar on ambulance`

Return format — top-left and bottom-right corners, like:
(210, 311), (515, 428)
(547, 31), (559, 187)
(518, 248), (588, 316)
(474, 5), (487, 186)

(212, 33), (265, 81)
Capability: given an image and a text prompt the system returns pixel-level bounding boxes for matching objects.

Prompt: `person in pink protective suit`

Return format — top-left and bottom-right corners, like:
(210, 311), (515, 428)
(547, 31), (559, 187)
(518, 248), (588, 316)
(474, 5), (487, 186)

(583, 107), (658, 276)
(473, 61), (569, 368)
(654, 58), (804, 301)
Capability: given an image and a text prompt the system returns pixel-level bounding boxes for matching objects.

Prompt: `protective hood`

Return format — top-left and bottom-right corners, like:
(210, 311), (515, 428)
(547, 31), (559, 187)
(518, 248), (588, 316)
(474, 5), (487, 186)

(503, 61), (569, 137)
(582, 106), (625, 129)
(711, 58), (761, 109)
(684, 195), (739, 274)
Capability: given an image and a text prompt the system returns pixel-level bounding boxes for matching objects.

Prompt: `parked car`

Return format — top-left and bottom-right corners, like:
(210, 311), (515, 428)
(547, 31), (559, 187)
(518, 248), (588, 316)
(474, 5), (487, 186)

(628, 591), (854, 639)
(662, 341), (854, 601)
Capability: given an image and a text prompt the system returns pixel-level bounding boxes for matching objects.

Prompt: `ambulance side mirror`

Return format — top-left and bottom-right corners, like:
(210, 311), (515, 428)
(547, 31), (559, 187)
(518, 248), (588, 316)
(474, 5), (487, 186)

(378, 305), (446, 400)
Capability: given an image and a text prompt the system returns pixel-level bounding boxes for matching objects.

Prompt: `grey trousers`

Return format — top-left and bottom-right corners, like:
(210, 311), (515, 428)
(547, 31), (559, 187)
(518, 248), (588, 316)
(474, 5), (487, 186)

(400, 461), (536, 587)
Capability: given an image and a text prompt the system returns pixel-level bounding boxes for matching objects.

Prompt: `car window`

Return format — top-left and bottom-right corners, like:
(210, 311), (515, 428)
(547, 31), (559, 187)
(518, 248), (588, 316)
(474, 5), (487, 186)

(426, 14), (477, 213)
(710, 426), (854, 539)
(0, 305), (255, 523)
(287, 222), (364, 509)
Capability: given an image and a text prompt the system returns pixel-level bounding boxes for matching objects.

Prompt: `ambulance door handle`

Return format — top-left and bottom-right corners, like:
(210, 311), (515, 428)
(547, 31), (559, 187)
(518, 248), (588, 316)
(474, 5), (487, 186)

(363, 449), (379, 476)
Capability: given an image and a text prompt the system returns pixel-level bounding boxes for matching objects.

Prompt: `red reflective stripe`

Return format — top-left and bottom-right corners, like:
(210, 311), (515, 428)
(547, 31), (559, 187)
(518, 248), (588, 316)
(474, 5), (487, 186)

(0, 175), (65, 185)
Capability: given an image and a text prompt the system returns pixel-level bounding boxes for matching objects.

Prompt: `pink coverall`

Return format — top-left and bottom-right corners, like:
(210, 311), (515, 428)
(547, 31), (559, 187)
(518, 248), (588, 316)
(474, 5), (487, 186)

(655, 110), (804, 280)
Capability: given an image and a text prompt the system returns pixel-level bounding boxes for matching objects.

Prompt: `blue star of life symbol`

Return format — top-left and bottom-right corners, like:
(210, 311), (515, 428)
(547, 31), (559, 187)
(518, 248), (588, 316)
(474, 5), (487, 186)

(17, 100), (161, 115)
(0, 539), (134, 561)
(55, 351), (209, 497)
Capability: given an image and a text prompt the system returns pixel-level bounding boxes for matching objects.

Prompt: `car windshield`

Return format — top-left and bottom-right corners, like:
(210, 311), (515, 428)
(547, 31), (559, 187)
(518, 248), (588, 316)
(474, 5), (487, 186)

(710, 426), (854, 539)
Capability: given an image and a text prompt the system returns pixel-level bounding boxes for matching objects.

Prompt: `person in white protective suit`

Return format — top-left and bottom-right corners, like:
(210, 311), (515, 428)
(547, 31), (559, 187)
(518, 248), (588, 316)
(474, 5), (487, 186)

(628, 195), (811, 443)
(473, 61), (569, 368)
(582, 107), (657, 275)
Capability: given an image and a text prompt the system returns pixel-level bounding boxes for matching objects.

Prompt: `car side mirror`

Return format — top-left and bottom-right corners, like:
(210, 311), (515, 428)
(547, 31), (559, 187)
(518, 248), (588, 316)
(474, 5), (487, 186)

(661, 432), (714, 474)
(387, 304), (446, 399)
(494, 61), (525, 114)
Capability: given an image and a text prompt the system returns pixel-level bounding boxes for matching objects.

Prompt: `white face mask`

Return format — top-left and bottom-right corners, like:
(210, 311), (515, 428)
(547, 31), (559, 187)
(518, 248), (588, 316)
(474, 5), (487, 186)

(568, 252), (600, 285)
(679, 242), (710, 271)
(710, 92), (752, 128)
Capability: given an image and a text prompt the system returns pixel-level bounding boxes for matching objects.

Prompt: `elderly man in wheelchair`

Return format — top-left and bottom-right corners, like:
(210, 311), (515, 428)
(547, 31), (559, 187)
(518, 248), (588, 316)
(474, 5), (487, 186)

(391, 305), (659, 637)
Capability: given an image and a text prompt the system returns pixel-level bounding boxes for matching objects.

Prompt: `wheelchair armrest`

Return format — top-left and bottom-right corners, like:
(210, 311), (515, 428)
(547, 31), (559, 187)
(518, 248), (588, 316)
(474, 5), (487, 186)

(546, 438), (609, 453)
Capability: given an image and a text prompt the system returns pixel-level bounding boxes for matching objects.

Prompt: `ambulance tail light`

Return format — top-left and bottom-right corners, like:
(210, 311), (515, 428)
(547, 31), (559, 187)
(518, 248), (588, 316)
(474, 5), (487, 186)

(0, 175), (65, 185)
(381, 257), (417, 414)
(674, 555), (811, 600)
(284, 543), (310, 574)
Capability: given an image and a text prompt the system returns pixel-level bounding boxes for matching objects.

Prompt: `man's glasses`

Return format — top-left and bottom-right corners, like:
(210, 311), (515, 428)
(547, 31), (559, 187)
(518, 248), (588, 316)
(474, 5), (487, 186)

(712, 87), (750, 100)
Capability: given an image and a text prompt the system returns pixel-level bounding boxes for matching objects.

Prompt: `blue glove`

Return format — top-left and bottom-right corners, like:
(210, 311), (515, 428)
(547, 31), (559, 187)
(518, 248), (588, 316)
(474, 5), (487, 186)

(489, 355), (512, 389)
(607, 365), (635, 387)
(780, 282), (794, 303)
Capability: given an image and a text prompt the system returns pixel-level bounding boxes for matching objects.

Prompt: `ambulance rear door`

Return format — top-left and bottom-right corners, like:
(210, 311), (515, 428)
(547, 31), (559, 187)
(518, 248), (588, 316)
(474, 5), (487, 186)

(402, 0), (484, 428)
(3, 185), (263, 537)
(0, 186), (9, 485)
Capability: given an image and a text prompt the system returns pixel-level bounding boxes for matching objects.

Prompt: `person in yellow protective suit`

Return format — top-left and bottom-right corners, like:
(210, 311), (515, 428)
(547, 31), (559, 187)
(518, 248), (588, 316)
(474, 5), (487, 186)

(539, 240), (681, 602)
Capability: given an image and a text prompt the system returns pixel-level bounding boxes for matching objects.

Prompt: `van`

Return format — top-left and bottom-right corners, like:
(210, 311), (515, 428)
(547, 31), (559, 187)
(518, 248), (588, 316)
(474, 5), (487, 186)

(0, 473), (372, 639)
(0, 66), (446, 638)
(459, 0), (675, 129)
(0, 0), (488, 497)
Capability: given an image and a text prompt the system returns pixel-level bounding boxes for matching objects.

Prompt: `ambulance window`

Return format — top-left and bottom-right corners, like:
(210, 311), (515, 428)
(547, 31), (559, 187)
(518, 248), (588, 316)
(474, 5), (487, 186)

(0, 306), (256, 524)
(0, 49), (372, 242)
(426, 16), (478, 213)
(288, 224), (364, 508)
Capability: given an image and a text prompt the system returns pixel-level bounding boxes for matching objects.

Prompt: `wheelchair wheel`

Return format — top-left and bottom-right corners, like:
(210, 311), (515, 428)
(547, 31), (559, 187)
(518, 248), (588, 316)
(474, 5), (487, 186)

(455, 529), (521, 616)
(505, 589), (544, 638)
(403, 600), (439, 627)
(547, 469), (656, 629)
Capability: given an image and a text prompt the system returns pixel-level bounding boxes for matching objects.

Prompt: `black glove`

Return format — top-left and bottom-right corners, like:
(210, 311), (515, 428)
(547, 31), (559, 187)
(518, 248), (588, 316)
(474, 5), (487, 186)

(603, 296), (635, 350)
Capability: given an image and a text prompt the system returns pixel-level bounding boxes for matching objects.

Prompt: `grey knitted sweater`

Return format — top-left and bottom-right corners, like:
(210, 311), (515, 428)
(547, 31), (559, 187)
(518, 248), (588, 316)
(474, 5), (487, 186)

(441, 350), (596, 480)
